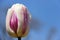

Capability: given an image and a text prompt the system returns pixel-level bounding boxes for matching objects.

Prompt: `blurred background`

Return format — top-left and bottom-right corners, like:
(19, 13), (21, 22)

(0, 0), (60, 40)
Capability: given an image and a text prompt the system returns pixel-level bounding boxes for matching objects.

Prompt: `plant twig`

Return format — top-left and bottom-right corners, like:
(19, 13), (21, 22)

(18, 37), (21, 40)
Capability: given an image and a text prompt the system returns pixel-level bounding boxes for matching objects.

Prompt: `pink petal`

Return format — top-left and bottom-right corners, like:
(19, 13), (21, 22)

(10, 11), (18, 33)
(22, 9), (29, 34)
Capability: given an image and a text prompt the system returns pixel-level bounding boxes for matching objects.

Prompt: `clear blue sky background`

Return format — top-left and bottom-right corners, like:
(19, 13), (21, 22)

(0, 0), (60, 40)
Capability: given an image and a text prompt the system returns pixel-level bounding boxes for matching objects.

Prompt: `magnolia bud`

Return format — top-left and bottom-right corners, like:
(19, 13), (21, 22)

(6, 3), (31, 37)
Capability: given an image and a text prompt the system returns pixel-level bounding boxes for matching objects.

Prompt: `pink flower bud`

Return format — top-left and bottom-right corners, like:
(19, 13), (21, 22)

(6, 3), (31, 37)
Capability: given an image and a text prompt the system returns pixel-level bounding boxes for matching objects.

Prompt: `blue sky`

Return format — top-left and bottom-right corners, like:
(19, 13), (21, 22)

(0, 0), (60, 40)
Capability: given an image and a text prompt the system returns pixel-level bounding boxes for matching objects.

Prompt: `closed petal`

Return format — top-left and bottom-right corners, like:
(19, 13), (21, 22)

(6, 9), (17, 37)
(10, 11), (18, 33)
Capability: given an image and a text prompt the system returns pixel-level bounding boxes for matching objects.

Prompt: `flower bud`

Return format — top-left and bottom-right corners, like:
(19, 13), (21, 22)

(6, 3), (31, 37)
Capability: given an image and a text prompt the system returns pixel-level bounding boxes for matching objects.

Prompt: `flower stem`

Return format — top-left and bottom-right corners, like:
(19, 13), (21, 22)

(18, 37), (21, 40)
